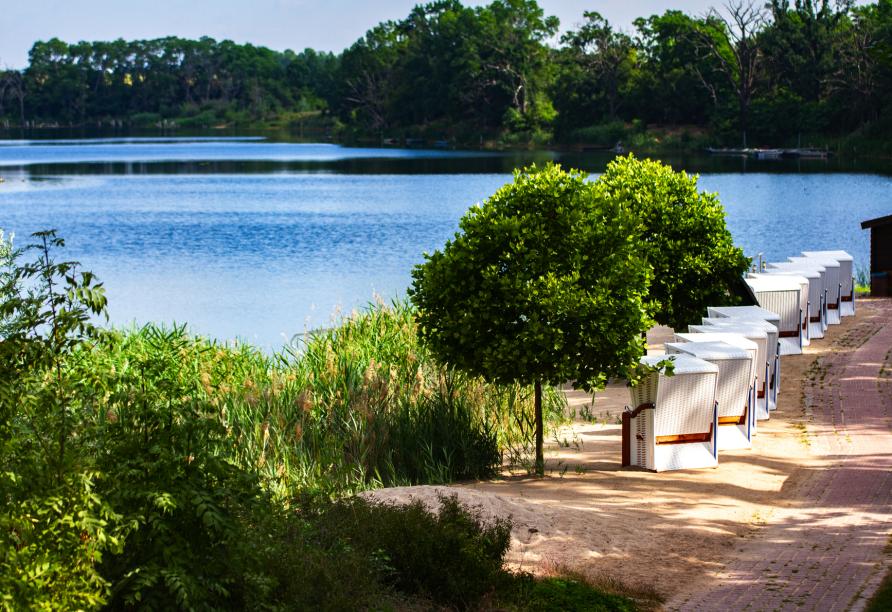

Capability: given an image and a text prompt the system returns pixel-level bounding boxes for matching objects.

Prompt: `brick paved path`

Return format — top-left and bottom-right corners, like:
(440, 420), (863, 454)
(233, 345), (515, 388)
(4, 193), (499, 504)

(669, 300), (892, 611)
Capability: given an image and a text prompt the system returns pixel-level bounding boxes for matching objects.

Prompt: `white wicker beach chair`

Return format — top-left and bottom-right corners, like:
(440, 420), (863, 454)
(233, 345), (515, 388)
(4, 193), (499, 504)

(763, 263), (826, 338)
(622, 354), (719, 472)
(682, 326), (771, 421)
(694, 318), (780, 414)
(665, 341), (754, 450)
(790, 255), (842, 325)
(672, 332), (760, 430)
(706, 305), (781, 329)
(744, 275), (806, 354)
(703, 306), (784, 386)
(802, 250), (855, 317)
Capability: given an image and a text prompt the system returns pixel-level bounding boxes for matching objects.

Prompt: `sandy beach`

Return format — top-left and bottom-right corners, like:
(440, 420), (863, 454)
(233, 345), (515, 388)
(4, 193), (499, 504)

(367, 298), (892, 608)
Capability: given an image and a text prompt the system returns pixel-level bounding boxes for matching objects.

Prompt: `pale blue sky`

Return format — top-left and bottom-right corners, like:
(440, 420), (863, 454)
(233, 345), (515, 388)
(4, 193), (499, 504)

(0, 1), (782, 68)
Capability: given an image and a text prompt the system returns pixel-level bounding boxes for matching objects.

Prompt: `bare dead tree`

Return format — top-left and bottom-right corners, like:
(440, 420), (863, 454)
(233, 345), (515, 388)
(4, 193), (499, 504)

(345, 69), (390, 131)
(0, 69), (26, 126)
(562, 13), (635, 120)
(695, 1), (767, 147)
(0, 75), (6, 119)
(827, 18), (878, 124)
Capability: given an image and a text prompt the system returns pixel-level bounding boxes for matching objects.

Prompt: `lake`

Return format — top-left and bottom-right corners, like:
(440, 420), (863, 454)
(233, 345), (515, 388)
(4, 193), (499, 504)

(1, 136), (889, 350)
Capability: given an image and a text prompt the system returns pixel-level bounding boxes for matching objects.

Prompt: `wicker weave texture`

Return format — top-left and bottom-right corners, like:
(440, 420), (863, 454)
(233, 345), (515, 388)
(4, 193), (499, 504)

(754, 289), (800, 334)
(630, 373), (659, 408)
(672, 333), (758, 388)
(653, 371), (717, 437)
(666, 345), (750, 419)
(713, 359), (752, 418)
(802, 251), (853, 295)
(686, 326), (767, 391)
(689, 318), (777, 371)
(779, 337), (802, 356)
(655, 440), (718, 471)
(792, 256), (840, 302)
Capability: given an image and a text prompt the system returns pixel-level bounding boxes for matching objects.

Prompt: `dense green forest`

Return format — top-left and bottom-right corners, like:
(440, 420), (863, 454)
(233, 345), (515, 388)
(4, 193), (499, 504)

(2, 0), (892, 150)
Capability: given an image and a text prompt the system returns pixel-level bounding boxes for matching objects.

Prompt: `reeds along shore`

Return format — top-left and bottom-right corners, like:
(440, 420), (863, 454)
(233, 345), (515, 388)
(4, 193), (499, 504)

(78, 301), (566, 499)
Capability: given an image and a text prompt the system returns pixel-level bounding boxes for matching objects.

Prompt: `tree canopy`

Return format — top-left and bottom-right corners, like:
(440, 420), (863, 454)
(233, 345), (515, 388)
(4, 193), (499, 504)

(3, 0), (892, 149)
(410, 163), (653, 472)
(594, 155), (750, 331)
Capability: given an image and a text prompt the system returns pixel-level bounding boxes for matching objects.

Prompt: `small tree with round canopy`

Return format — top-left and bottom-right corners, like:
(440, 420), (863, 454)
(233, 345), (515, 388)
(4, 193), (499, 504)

(594, 154), (750, 332)
(410, 163), (653, 474)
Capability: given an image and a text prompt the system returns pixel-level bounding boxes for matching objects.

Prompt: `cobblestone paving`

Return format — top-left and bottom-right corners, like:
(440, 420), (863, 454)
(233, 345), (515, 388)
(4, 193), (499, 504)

(669, 299), (892, 611)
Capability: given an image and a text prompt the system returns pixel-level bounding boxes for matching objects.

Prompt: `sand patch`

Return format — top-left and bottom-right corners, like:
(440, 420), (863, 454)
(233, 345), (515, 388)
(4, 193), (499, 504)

(364, 303), (878, 601)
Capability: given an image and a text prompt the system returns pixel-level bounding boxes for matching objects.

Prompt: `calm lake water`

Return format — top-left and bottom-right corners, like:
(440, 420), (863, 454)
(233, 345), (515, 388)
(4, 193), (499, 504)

(1, 136), (889, 350)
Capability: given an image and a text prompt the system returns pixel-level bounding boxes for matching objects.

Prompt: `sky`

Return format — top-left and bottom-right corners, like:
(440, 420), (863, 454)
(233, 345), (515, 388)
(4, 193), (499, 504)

(0, 1), (737, 68)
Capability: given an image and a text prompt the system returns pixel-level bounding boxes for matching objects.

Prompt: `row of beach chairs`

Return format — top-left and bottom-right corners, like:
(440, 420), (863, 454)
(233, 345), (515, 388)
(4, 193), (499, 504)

(622, 249), (855, 472)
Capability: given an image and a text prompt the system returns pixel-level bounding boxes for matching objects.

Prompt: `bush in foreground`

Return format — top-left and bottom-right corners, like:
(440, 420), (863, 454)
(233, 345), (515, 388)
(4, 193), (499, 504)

(0, 231), (591, 610)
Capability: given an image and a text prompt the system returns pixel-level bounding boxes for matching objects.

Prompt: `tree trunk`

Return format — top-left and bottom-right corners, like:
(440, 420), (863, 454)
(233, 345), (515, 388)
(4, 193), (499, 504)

(534, 380), (544, 476)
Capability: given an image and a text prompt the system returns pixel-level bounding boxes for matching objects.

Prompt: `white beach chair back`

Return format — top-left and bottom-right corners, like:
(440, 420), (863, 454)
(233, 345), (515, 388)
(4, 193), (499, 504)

(790, 255), (841, 314)
(802, 250), (855, 315)
(706, 305), (781, 327)
(699, 317), (779, 367)
(744, 275), (805, 353)
(761, 266), (823, 321)
(802, 250), (853, 298)
(769, 260), (830, 329)
(635, 355), (718, 439)
(672, 332), (758, 391)
(665, 341), (752, 421)
(690, 321), (777, 412)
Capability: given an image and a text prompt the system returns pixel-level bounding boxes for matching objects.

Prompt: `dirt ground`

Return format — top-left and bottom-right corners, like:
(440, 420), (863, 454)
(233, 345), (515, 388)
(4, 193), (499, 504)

(365, 305), (877, 603)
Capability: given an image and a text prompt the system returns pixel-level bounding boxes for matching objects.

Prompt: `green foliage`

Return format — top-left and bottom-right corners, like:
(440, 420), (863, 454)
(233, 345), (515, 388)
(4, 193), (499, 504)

(79, 325), (266, 609)
(75, 300), (562, 500)
(0, 230), (15, 338)
(552, 12), (638, 133)
(411, 162), (652, 393)
(5, 1), (892, 146)
(0, 472), (120, 611)
(594, 155), (750, 331)
(866, 558), (892, 612)
(0, 231), (119, 610)
(565, 121), (629, 145)
(495, 574), (637, 611)
(0, 231), (583, 610)
(315, 495), (511, 609)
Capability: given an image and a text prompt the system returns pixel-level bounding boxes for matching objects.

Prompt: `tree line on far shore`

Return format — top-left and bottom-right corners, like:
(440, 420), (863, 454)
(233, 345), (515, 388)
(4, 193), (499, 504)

(2, 0), (892, 149)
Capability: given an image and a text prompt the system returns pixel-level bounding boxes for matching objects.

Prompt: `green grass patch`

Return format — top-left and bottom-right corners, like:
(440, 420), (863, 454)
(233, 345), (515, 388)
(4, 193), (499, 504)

(494, 574), (638, 611)
(867, 566), (892, 612)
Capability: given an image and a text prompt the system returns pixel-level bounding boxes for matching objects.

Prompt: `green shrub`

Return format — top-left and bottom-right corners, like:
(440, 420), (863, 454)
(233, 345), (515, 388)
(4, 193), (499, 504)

(0, 231), (119, 610)
(566, 121), (628, 145)
(0, 472), (120, 611)
(89, 327), (268, 609)
(0, 232), (587, 610)
(315, 495), (511, 609)
(496, 574), (637, 611)
(128, 112), (162, 127)
(594, 155), (750, 331)
(177, 110), (219, 128)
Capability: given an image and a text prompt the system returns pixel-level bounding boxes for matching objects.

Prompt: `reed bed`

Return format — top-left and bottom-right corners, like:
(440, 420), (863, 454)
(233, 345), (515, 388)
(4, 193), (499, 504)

(76, 301), (566, 499)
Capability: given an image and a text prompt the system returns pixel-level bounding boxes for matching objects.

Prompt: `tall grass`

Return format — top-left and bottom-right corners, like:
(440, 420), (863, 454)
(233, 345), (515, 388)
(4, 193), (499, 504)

(73, 300), (566, 499)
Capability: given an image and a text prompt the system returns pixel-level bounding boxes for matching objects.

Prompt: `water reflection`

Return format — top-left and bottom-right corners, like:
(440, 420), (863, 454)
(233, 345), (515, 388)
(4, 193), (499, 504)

(1, 136), (889, 350)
